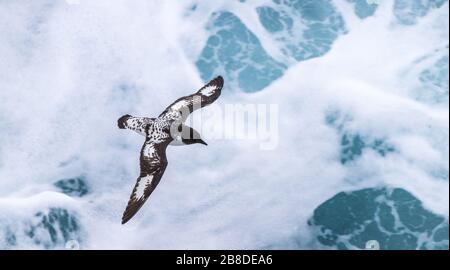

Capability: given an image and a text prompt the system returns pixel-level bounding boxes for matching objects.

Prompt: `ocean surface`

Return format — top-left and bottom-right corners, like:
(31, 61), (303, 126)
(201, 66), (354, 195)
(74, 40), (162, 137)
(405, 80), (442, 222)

(0, 0), (448, 249)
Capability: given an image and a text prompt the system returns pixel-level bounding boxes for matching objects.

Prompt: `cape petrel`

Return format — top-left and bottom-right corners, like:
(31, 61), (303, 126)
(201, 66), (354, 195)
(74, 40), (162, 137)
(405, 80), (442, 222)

(118, 76), (223, 224)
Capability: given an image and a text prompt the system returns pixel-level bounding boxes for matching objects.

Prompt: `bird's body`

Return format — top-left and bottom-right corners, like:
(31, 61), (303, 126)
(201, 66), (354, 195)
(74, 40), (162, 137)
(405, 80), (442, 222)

(118, 76), (223, 224)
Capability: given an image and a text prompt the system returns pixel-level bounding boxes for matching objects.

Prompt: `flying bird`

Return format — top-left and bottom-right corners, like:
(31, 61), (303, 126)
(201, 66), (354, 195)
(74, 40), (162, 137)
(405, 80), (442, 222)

(117, 76), (223, 224)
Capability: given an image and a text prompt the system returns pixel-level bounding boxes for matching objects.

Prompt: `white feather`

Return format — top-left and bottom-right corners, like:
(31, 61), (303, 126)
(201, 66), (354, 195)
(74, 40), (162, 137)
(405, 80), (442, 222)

(199, 85), (217, 97)
(134, 175), (153, 199)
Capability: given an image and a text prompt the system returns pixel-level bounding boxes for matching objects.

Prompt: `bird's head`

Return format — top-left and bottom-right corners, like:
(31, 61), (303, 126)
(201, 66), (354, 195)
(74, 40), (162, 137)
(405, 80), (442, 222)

(177, 124), (207, 146)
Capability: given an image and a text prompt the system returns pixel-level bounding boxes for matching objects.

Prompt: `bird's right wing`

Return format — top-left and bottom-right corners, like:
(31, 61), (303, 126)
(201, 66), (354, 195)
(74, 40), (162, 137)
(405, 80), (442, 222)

(121, 138), (171, 224)
(117, 115), (153, 136)
(159, 76), (223, 122)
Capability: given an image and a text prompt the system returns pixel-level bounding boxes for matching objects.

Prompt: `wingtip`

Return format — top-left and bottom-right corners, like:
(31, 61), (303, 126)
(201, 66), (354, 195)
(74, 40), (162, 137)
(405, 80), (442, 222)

(121, 215), (130, 225)
(118, 114), (131, 129)
(121, 209), (133, 224)
(215, 75), (224, 85)
(207, 75), (223, 87)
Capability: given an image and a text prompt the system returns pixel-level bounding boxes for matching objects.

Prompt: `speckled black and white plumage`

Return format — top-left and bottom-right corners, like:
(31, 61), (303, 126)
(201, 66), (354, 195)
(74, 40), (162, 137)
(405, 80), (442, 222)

(118, 76), (223, 224)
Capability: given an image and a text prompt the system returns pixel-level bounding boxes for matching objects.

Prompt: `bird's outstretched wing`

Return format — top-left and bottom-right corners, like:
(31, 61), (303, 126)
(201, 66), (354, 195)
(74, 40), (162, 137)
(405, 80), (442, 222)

(159, 76), (223, 122)
(122, 138), (172, 224)
(117, 115), (154, 136)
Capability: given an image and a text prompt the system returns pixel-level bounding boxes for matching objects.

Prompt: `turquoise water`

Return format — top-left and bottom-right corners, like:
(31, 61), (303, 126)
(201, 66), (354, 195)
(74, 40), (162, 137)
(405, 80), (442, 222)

(309, 188), (448, 250)
(1, 177), (87, 249)
(54, 176), (89, 197)
(2, 208), (82, 249)
(26, 208), (81, 249)
(256, 0), (347, 62)
(326, 111), (395, 165)
(196, 11), (287, 93)
(346, 0), (378, 19)
(197, 0), (347, 92)
(417, 54), (450, 105)
(394, 0), (447, 25)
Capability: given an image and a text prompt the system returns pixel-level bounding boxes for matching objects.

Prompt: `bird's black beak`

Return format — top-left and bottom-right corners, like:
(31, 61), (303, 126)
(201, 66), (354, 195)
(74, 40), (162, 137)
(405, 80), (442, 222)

(199, 139), (208, 146)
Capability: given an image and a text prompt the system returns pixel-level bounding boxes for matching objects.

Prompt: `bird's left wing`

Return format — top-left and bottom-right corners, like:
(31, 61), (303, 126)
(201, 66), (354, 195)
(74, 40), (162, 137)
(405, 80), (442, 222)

(121, 138), (171, 224)
(159, 76), (223, 122)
